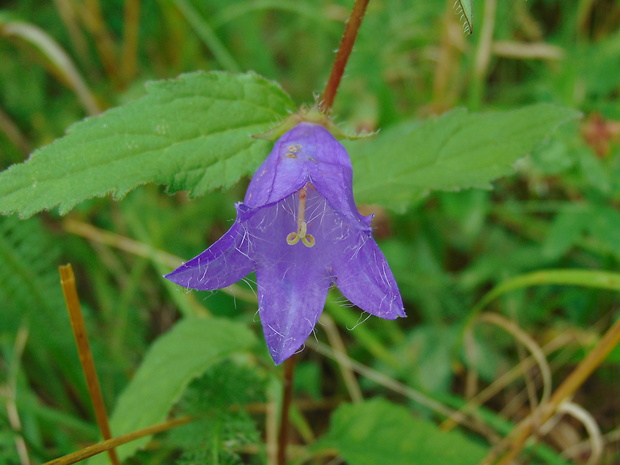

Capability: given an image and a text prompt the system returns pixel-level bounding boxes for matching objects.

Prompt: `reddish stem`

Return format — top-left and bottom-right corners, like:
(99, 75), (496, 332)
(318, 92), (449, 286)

(320, 0), (371, 114)
(274, 3), (371, 461)
(276, 355), (297, 465)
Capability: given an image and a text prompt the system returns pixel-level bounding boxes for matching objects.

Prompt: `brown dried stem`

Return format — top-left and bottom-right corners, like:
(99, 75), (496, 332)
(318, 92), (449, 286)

(80, 0), (120, 85)
(42, 416), (191, 465)
(121, 0), (141, 84)
(59, 264), (120, 465)
(491, 315), (620, 465)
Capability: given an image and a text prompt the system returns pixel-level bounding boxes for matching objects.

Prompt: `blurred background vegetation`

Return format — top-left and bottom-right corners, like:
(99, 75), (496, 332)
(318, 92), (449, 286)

(0, 0), (618, 464)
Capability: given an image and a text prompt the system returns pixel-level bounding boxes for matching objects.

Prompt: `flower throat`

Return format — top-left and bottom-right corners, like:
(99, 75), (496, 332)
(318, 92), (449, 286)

(286, 185), (315, 248)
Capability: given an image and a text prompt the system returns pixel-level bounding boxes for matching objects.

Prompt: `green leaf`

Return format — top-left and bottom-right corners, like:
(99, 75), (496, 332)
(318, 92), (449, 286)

(470, 269), (620, 322)
(315, 399), (488, 465)
(0, 216), (86, 402)
(405, 325), (459, 393)
(542, 207), (589, 259)
(0, 71), (295, 218)
(349, 104), (581, 213)
(587, 205), (620, 254)
(455, 0), (474, 35)
(89, 317), (256, 464)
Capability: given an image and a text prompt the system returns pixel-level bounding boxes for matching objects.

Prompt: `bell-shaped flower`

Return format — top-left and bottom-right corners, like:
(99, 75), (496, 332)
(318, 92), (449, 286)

(165, 122), (405, 364)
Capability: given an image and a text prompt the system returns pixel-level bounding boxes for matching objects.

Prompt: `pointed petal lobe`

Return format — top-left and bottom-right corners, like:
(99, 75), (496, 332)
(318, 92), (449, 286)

(333, 232), (405, 319)
(245, 191), (337, 364)
(165, 216), (254, 290)
(244, 125), (309, 207)
(256, 265), (331, 365)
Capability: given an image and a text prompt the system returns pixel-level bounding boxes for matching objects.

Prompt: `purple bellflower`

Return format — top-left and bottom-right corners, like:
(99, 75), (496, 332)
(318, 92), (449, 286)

(165, 122), (405, 364)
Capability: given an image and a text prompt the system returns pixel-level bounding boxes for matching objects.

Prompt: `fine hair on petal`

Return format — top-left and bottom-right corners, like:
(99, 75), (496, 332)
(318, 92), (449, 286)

(307, 319), (320, 344)
(240, 276), (258, 299)
(294, 343), (306, 356)
(338, 300), (358, 309)
(347, 312), (372, 331)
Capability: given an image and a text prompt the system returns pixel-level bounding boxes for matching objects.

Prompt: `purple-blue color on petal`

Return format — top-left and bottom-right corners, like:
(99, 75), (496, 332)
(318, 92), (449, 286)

(165, 122), (405, 364)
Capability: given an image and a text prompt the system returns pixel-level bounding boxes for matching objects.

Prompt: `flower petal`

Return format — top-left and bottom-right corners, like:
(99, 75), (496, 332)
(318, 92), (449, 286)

(164, 209), (255, 290)
(301, 126), (368, 229)
(244, 125), (309, 208)
(333, 232), (405, 319)
(247, 193), (335, 364)
(255, 259), (332, 365)
(244, 122), (369, 233)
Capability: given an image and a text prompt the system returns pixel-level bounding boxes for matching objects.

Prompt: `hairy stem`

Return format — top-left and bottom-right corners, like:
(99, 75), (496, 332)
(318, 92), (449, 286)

(319, 0), (371, 113)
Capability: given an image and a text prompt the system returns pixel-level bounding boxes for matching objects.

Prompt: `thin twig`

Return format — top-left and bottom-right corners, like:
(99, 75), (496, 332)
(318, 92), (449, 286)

(563, 428), (620, 461)
(307, 340), (460, 423)
(0, 22), (101, 115)
(59, 264), (120, 465)
(53, 0), (91, 67)
(492, 41), (564, 60)
(469, 0), (496, 109)
(547, 402), (603, 465)
(2, 327), (31, 465)
(319, 0), (371, 113)
(64, 219), (180, 268)
(80, 0), (120, 84)
(64, 218), (257, 304)
(121, 0), (141, 84)
(173, 0), (241, 72)
(277, 355), (297, 465)
(42, 416), (191, 465)
(479, 313), (552, 413)
(320, 314), (363, 403)
(432, 0), (466, 111)
(440, 331), (576, 433)
(266, 396), (278, 465)
(490, 316), (620, 465)
(0, 105), (30, 155)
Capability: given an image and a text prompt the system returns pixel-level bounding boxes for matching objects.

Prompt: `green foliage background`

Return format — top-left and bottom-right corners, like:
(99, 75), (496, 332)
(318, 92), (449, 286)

(0, 1), (618, 464)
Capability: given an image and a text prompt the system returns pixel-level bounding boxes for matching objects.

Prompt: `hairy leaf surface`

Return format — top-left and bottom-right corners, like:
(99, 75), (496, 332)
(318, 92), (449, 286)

(0, 71), (294, 218)
(349, 104), (580, 212)
(89, 317), (256, 464)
